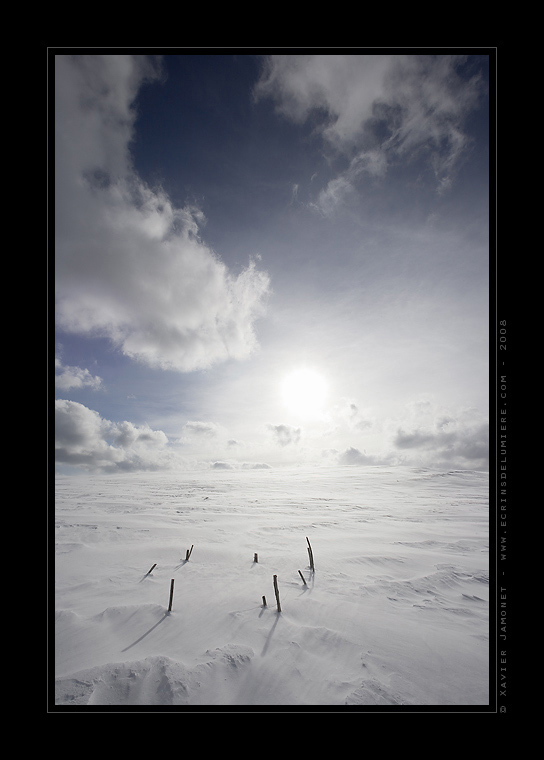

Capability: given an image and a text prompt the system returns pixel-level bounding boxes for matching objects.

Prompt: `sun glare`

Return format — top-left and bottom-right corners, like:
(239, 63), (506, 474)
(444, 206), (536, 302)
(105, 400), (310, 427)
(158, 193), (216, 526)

(280, 368), (328, 419)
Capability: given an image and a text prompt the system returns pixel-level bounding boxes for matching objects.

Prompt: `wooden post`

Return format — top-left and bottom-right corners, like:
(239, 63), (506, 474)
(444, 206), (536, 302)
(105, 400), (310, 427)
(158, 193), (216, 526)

(262, 595), (267, 607)
(147, 563), (157, 575)
(254, 553), (258, 563)
(298, 570), (307, 586)
(168, 579), (175, 611)
(273, 574), (281, 612)
(186, 545), (194, 560)
(306, 536), (315, 572)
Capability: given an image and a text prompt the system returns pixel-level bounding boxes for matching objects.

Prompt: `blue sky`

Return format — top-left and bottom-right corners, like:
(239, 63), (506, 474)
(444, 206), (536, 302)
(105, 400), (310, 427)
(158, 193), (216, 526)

(54, 52), (491, 473)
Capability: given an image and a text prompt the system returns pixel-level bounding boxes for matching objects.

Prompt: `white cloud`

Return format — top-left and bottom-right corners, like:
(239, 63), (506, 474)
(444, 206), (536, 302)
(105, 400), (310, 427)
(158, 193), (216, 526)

(55, 54), (270, 373)
(55, 399), (173, 472)
(389, 399), (489, 469)
(255, 54), (391, 146)
(182, 421), (220, 438)
(393, 421), (488, 467)
(328, 395), (488, 470)
(338, 446), (377, 466)
(55, 358), (102, 391)
(268, 423), (301, 447)
(255, 54), (484, 212)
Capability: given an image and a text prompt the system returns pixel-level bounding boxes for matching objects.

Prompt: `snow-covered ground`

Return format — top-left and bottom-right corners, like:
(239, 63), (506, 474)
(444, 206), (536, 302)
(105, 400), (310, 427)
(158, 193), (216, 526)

(53, 465), (489, 709)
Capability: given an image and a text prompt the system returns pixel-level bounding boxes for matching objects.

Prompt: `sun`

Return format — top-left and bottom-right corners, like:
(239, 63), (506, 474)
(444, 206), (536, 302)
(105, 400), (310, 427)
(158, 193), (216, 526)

(280, 368), (328, 419)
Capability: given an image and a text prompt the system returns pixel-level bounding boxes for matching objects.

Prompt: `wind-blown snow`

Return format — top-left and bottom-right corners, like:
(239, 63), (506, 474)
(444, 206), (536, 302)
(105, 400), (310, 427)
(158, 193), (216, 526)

(53, 465), (489, 709)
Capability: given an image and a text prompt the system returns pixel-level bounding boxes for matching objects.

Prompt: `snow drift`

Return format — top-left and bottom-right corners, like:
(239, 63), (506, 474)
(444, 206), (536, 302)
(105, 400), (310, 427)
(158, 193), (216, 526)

(53, 465), (489, 709)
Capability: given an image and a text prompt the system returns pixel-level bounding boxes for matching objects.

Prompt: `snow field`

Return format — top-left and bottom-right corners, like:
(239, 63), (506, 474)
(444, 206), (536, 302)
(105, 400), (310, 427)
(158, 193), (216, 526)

(54, 466), (489, 708)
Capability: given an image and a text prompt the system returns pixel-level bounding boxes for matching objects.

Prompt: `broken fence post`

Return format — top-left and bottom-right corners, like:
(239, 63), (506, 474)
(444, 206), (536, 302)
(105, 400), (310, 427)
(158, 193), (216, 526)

(273, 574), (281, 612)
(185, 545), (194, 561)
(298, 570), (307, 586)
(168, 579), (175, 612)
(254, 553), (258, 563)
(262, 595), (267, 607)
(147, 563), (157, 575)
(306, 536), (315, 572)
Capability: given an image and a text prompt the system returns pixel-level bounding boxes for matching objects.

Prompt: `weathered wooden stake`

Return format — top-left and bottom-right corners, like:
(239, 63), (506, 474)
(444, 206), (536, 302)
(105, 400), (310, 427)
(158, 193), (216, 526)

(254, 553), (258, 563)
(185, 545), (194, 560)
(147, 563), (157, 575)
(262, 595), (267, 607)
(306, 536), (315, 572)
(298, 569), (307, 586)
(168, 579), (175, 612)
(273, 574), (281, 612)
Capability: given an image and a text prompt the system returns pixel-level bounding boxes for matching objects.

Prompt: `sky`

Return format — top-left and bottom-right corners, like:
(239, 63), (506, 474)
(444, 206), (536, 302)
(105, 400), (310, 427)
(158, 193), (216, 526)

(53, 51), (492, 474)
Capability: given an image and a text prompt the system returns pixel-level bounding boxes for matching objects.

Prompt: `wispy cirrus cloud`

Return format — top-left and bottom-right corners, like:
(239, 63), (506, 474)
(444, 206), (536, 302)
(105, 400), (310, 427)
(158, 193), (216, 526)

(255, 54), (484, 213)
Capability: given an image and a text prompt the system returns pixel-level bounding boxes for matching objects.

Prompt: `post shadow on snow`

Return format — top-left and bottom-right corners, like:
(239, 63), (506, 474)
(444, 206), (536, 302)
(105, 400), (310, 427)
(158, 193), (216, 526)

(121, 612), (169, 652)
(260, 610), (281, 657)
(298, 568), (315, 593)
(138, 563), (158, 582)
(138, 559), (188, 580)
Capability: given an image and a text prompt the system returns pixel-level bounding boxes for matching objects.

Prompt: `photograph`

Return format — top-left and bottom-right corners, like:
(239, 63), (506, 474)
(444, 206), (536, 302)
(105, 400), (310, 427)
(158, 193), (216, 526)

(51, 49), (496, 711)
